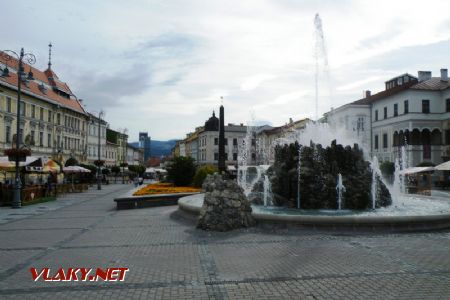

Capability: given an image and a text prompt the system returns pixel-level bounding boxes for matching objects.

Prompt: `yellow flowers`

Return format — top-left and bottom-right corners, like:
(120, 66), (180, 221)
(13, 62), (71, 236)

(133, 182), (200, 196)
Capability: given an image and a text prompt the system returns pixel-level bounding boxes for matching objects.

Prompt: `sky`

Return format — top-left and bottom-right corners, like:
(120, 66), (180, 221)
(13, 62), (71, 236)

(3, 0), (450, 141)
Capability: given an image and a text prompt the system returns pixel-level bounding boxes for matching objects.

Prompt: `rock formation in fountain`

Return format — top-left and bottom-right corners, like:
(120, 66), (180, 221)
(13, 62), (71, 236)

(197, 173), (255, 231)
(271, 140), (391, 209)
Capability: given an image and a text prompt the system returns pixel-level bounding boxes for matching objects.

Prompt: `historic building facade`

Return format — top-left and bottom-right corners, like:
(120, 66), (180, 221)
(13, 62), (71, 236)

(322, 69), (450, 167)
(0, 50), (88, 165)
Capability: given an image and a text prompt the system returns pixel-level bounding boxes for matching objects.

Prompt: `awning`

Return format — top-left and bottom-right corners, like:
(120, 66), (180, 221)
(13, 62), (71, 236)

(400, 166), (435, 175)
(227, 165), (237, 171)
(0, 156), (42, 170)
(435, 161), (450, 171)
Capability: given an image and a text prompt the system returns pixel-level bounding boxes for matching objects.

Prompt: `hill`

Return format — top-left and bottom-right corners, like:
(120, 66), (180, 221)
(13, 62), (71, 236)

(129, 140), (178, 157)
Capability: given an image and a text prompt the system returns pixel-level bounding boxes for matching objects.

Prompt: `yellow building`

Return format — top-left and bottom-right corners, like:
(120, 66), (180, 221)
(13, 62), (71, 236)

(0, 50), (88, 165)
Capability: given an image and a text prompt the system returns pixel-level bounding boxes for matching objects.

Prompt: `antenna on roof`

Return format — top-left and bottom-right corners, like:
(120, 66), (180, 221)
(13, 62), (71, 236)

(48, 42), (52, 70)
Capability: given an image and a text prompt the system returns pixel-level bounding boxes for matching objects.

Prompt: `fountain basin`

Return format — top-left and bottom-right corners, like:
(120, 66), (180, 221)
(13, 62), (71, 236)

(178, 193), (450, 232)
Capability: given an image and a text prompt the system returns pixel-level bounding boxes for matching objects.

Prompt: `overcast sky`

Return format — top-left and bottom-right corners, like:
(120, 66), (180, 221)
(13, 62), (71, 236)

(3, 0), (450, 141)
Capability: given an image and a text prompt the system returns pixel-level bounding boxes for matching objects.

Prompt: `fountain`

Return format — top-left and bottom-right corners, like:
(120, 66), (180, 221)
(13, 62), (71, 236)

(177, 14), (450, 232)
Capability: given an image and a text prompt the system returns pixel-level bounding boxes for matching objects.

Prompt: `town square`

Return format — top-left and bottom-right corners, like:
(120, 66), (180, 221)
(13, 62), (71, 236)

(1, 1), (450, 299)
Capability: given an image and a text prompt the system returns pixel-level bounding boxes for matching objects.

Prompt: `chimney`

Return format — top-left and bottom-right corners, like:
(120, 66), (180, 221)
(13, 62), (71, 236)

(440, 68), (448, 81)
(289, 118), (293, 124)
(365, 90), (371, 98)
(418, 71), (432, 82)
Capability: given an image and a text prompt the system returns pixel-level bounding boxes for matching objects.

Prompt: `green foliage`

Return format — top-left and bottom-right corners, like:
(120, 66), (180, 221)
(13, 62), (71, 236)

(193, 165), (218, 187)
(111, 166), (121, 174)
(379, 161), (395, 176)
(65, 157), (79, 167)
(167, 156), (196, 186)
(128, 164), (146, 175)
(102, 168), (110, 175)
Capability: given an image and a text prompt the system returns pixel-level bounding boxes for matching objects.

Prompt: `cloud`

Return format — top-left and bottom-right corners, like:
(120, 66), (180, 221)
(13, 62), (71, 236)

(72, 63), (152, 111)
(241, 74), (276, 91)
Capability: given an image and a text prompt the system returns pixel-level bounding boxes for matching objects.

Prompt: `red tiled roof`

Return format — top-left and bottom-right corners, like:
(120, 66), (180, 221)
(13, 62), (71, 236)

(0, 51), (85, 114)
(351, 80), (418, 105)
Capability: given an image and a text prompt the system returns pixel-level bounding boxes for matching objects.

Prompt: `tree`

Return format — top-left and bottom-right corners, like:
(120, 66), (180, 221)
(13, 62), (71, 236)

(193, 165), (218, 187)
(167, 156), (196, 186)
(111, 166), (120, 183)
(65, 157), (79, 167)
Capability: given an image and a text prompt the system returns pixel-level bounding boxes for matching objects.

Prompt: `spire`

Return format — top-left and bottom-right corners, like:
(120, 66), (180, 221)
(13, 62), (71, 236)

(212, 110), (215, 117)
(47, 42), (52, 70)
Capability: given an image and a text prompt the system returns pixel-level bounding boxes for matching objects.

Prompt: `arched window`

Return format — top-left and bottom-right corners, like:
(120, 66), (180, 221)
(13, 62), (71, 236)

(431, 129), (442, 145)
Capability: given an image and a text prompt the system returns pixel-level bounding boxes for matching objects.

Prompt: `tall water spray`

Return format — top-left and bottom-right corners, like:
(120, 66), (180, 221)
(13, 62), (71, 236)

(263, 175), (273, 207)
(314, 13), (331, 121)
(336, 173), (346, 210)
(371, 156), (381, 209)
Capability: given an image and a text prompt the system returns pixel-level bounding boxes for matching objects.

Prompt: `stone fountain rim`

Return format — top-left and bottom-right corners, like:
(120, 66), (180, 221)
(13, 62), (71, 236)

(178, 194), (450, 231)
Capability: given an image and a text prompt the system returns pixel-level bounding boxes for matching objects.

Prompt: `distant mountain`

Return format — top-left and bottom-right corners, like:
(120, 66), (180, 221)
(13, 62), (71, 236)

(129, 140), (178, 157)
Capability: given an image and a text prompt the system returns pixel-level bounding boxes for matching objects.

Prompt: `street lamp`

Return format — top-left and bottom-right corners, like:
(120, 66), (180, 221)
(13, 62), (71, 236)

(121, 128), (128, 184)
(1, 48), (36, 208)
(90, 111), (104, 190)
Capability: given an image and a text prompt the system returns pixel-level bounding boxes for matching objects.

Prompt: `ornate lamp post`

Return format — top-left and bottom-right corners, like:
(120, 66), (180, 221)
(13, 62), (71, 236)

(97, 111), (104, 190)
(121, 128), (128, 184)
(1, 48), (36, 208)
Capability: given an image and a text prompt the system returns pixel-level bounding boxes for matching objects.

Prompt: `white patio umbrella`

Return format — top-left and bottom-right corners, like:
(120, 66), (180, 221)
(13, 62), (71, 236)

(435, 161), (450, 171)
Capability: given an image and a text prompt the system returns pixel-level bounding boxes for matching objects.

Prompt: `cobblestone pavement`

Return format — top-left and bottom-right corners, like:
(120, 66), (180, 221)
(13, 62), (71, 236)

(0, 185), (449, 299)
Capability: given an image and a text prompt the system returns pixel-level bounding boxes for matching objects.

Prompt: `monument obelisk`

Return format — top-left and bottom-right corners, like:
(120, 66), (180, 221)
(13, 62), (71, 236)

(218, 105), (226, 173)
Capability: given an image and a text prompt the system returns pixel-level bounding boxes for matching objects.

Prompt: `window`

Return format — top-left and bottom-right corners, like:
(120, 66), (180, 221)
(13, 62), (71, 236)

(404, 100), (409, 114)
(40, 107), (44, 120)
(233, 138), (238, 146)
(31, 105), (36, 118)
(394, 103), (398, 117)
(375, 110), (378, 121)
(446, 130), (450, 145)
(422, 99), (430, 113)
(39, 132), (44, 146)
(6, 97), (11, 112)
(383, 134), (388, 148)
(20, 101), (26, 116)
(383, 107), (387, 119)
(57, 136), (61, 148)
(446, 98), (450, 112)
(5, 126), (11, 143)
(233, 153), (238, 161)
(48, 134), (51, 147)
(374, 135), (379, 149)
(251, 153), (256, 160)
(224, 138), (228, 145)
(48, 111), (52, 122)
(251, 139), (256, 146)
(214, 153), (218, 161)
(214, 138), (218, 145)
(356, 117), (364, 131)
(57, 113), (61, 125)
(30, 130), (35, 145)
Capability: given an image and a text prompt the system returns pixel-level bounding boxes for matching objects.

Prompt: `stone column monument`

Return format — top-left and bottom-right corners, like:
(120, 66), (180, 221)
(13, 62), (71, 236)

(218, 105), (226, 173)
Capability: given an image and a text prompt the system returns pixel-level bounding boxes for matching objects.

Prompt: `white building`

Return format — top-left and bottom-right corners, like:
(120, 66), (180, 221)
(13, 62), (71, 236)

(86, 113), (107, 164)
(323, 69), (450, 167)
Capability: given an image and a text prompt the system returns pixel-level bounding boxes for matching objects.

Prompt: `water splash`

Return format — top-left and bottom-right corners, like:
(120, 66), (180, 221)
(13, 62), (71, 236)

(263, 175), (273, 207)
(336, 173), (346, 210)
(314, 13), (331, 120)
(370, 156), (381, 209)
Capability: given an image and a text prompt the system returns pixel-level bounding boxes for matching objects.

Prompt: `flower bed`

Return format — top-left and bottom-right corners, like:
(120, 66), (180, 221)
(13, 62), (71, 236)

(133, 182), (200, 196)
